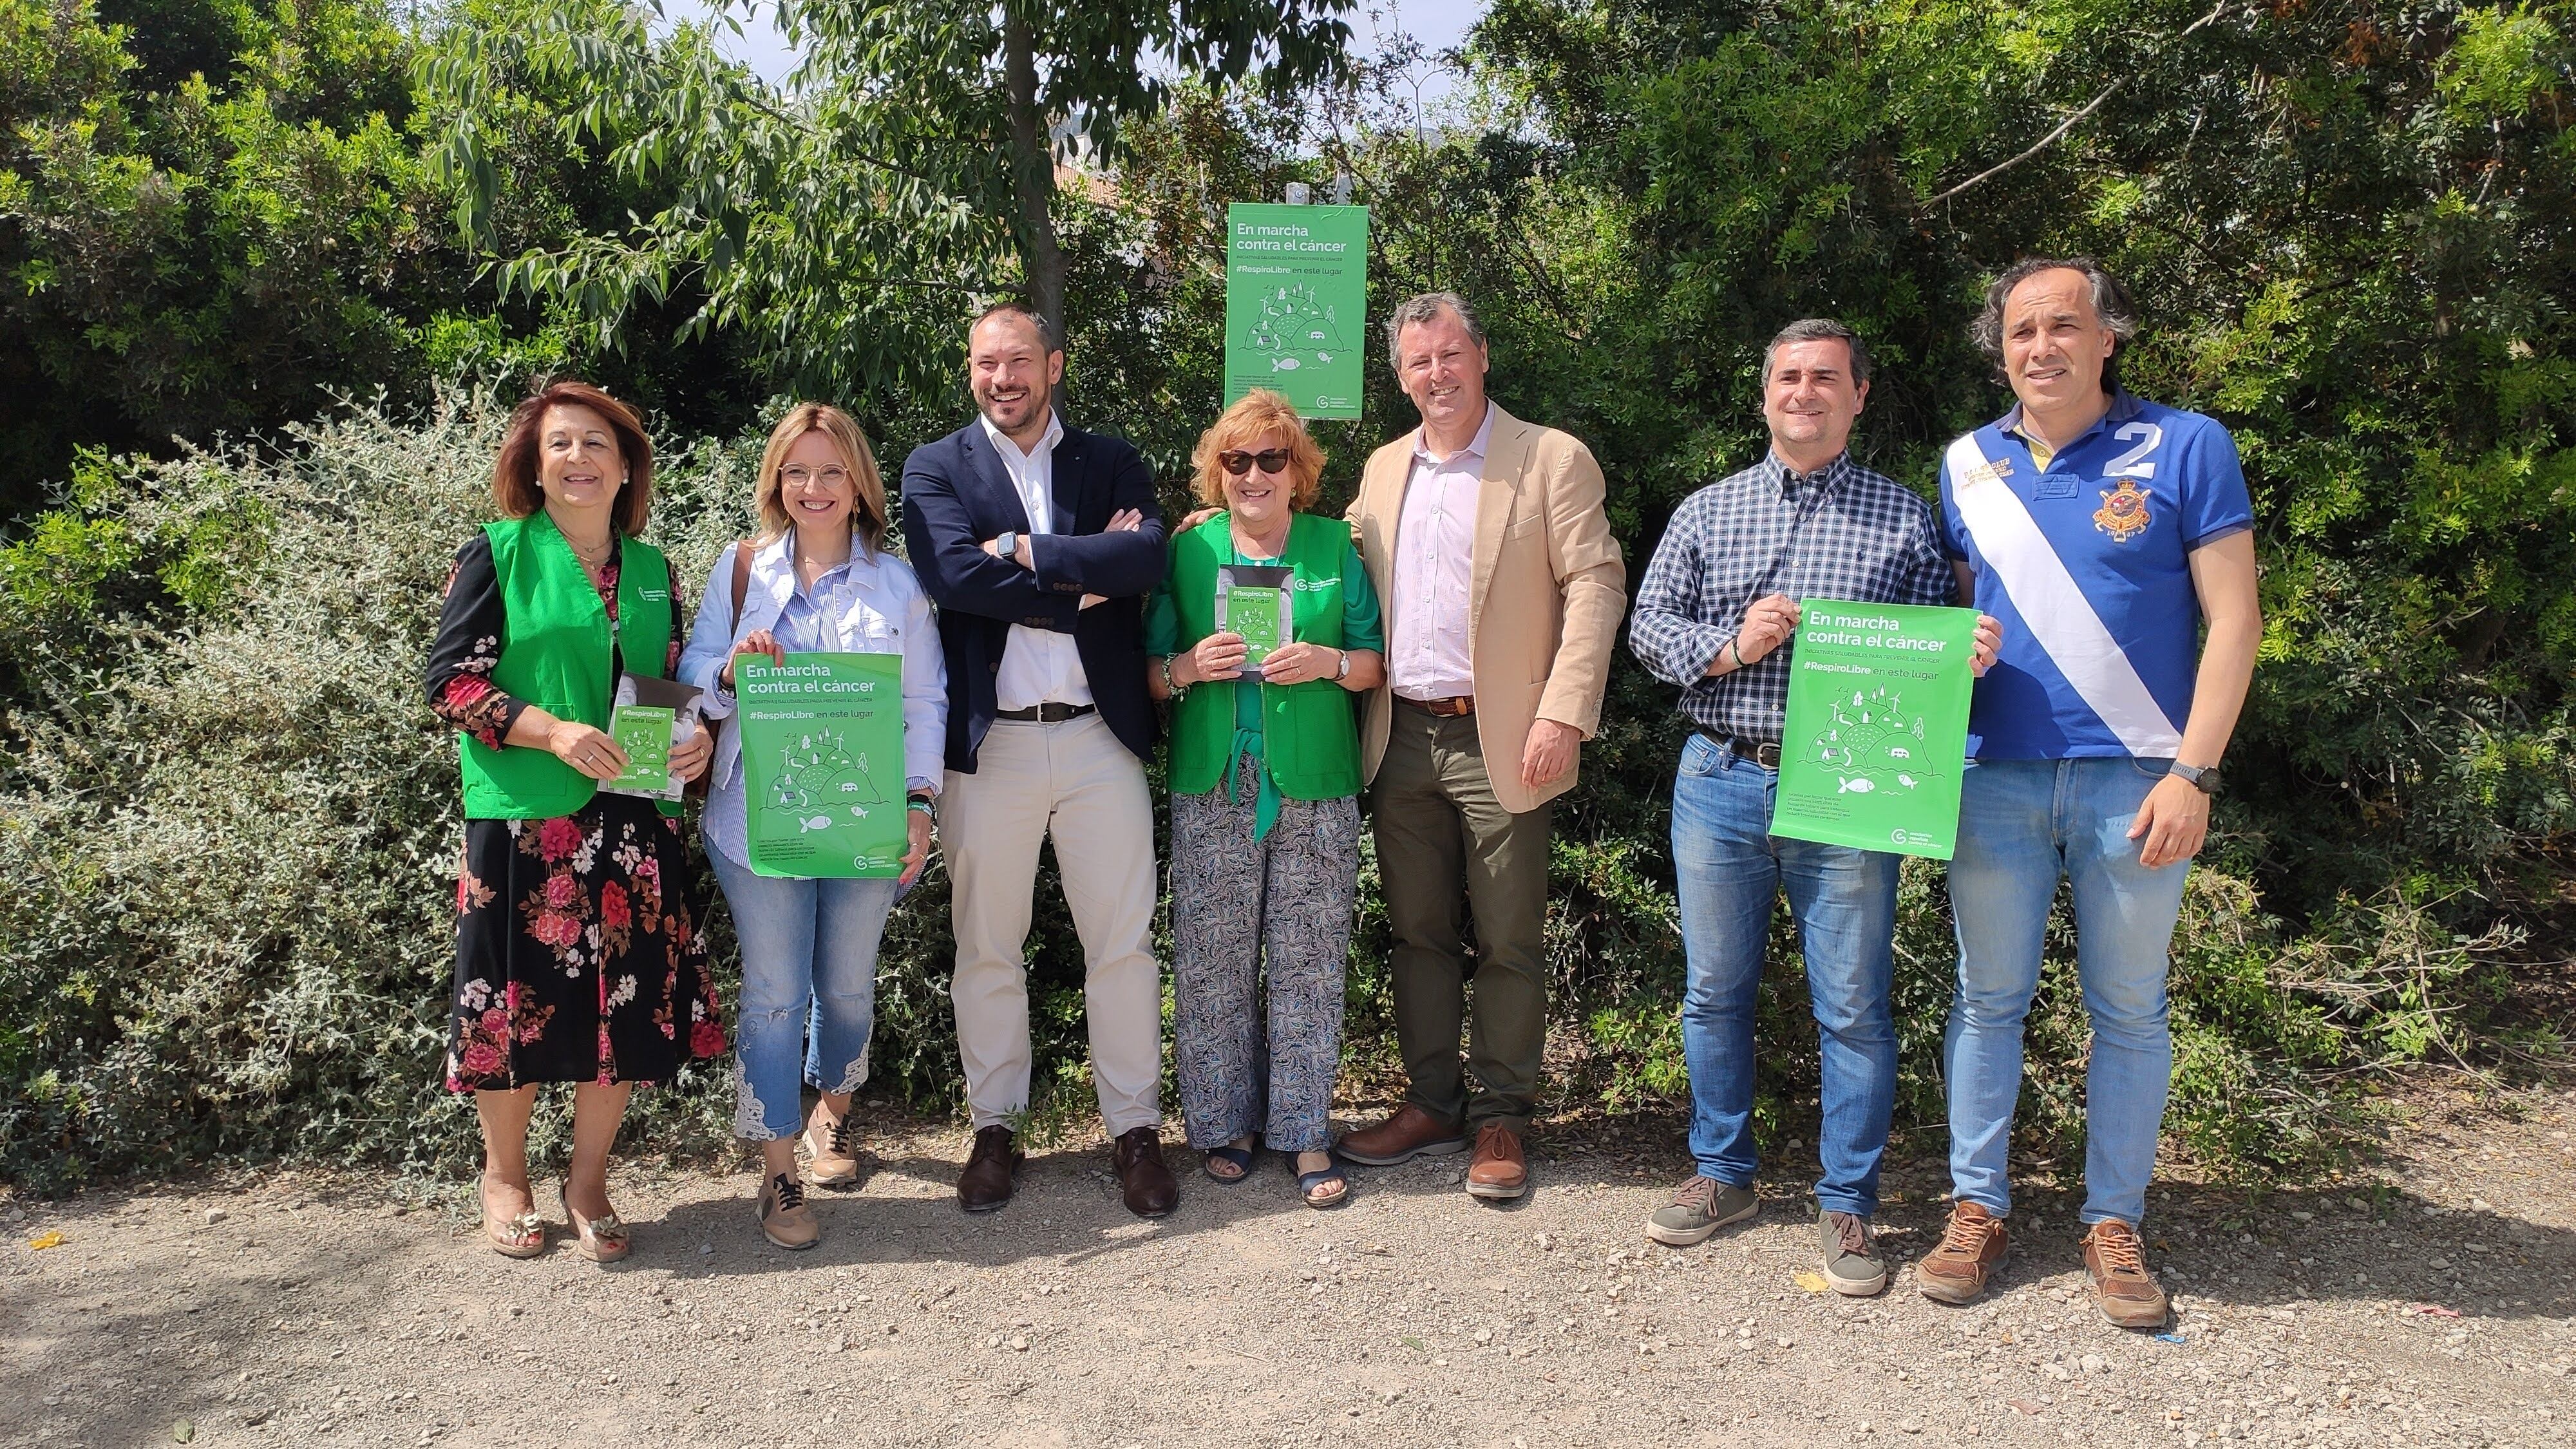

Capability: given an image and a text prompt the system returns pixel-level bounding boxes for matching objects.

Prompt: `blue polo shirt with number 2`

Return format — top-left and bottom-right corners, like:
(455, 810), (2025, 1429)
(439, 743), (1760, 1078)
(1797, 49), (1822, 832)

(1937, 390), (2253, 760)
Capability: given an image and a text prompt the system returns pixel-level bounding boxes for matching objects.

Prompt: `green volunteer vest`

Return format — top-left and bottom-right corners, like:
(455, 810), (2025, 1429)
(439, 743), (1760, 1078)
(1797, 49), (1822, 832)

(1166, 511), (1362, 800)
(458, 513), (678, 820)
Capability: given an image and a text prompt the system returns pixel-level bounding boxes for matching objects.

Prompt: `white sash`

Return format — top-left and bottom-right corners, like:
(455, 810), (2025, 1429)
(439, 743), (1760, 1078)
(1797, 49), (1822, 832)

(1946, 431), (2181, 757)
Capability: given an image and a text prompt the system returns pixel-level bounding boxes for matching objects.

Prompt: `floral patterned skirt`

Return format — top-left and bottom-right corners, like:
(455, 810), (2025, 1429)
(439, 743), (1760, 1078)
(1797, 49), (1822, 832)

(446, 793), (726, 1091)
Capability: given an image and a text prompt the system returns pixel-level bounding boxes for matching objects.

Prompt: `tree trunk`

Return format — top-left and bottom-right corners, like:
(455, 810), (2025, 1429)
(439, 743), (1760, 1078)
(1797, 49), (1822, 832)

(1000, 10), (1065, 342)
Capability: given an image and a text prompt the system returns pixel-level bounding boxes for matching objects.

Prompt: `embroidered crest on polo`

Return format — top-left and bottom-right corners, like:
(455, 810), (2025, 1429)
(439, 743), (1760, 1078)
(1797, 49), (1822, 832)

(2094, 478), (2152, 542)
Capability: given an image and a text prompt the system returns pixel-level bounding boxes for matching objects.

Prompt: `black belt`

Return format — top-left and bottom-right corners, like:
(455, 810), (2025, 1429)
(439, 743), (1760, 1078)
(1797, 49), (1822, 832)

(1696, 727), (1781, 770)
(994, 702), (1095, 723)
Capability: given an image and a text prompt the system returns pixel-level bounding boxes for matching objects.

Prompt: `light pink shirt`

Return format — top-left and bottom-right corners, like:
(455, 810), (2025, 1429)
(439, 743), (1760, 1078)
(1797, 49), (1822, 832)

(1387, 403), (1494, 701)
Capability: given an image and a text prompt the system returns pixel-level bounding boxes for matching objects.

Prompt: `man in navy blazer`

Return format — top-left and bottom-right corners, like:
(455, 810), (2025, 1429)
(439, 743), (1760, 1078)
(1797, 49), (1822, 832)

(899, 302), (1177, 1220)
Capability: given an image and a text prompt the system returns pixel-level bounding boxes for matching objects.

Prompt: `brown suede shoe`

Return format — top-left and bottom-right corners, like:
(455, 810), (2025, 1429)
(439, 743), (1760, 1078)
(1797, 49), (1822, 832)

(2082, 1219), (2171, 1329)
(1917, 1201), (2009, 1304)
(803, 1104), (860, 1188)
(1112, 1126), (1178, 1218)
(956, 1125), (1021, 1213)
(1334, 1104), (1468, 1166)
(1464, 1121), (1529, 1201)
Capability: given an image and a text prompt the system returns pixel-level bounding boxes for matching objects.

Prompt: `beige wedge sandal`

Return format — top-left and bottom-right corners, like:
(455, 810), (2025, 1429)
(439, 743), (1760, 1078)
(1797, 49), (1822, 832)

(559, 1184), (631, 1264)
(480, 1175), (547, 1259)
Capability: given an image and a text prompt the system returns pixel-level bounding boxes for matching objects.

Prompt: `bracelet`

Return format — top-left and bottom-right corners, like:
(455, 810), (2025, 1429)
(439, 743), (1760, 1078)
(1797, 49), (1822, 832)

(1726, 638), (1747, 672)
(1160, 656), (1188, 697)
(906, 795), (936, 819)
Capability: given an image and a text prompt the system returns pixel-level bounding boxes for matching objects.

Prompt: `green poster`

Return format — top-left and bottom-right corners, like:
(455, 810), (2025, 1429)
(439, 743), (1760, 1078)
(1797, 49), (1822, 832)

(604, 705), (673, 793)
(1224, 203), (1368, 419)
(735, 653), (909, 878)
(1770, 600), (1980, 860)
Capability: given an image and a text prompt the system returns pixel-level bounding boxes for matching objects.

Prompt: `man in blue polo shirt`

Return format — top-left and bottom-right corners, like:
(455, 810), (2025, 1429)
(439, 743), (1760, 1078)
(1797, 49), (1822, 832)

(1917, 258), (2260, 1328)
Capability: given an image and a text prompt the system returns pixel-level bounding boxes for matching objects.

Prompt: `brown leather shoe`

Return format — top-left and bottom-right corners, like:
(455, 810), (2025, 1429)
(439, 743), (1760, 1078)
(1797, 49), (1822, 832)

(1917, 1201), (2009, 1304)
(1334, 1104), (1468, 1166)
(1112, 1126), (1178, 1218)
(956, 1125), (1021, 1213)
(2082, 1219), (2171, 1329)
(1464, 1121), (1529, 1201)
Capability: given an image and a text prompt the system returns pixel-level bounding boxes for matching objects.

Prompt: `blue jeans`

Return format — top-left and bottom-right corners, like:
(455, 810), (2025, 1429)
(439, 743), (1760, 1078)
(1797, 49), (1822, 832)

(1944, 757), (2192, 1227)
(1671, 734), (1900, 1217)
(708, 849), (901, 1141)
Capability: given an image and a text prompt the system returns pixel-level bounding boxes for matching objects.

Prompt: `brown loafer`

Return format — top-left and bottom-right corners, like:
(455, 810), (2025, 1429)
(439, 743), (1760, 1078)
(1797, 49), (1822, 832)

(1917, 1201), (2008, 1304)
(2082, 1219), (2171, 1329)
(1465, 1121), (1529, 1201)
(1112, 1126), (1178, 1218)
(1334, 1104), (1468, 1166)
(956, 1125), (1021, 1213)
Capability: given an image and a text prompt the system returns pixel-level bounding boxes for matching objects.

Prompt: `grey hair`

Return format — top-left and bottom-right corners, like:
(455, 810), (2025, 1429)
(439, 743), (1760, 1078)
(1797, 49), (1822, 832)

(1383, 291), (1485, 368)
(1762, 318), (1871, 388)
(1970, 256), (2137, 390)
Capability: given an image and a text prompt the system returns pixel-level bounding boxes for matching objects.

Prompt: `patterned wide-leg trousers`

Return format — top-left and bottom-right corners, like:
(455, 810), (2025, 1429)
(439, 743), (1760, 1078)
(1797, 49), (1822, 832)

(1168, 762), (1361, 1153)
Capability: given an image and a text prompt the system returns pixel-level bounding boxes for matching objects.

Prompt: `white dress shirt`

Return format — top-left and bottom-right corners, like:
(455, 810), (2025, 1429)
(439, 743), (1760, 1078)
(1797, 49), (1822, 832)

(1386, 402), (1493, 700)
(980, 411), (1093, 711)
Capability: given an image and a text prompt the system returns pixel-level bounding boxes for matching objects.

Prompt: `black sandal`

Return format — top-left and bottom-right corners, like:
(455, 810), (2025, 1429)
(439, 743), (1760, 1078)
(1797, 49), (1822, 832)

(1202, 1143), (1256, 1184)
(1297, 1162), (1350, 1209)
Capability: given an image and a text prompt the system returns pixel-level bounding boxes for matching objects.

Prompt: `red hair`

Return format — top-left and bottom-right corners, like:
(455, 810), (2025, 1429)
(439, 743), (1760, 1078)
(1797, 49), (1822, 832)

(491, 379), (656, 536)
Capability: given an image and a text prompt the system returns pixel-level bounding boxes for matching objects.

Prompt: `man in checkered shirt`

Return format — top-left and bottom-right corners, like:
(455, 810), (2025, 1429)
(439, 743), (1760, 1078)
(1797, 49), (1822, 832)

(1627, 318), (1999, 1295)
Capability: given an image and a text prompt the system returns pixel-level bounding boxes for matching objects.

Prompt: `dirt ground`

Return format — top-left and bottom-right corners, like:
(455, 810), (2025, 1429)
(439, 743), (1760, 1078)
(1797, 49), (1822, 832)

(7, 1086), (2574, 1449)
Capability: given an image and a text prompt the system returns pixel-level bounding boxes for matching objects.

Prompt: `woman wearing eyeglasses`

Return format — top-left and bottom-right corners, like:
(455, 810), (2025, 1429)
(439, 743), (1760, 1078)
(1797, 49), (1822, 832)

(1145, 390), (1386, 1208)
(677, 403), (946, 1249)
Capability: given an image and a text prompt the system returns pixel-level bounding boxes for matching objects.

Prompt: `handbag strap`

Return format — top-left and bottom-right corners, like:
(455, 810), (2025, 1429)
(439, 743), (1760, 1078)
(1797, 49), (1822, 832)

(728, 538), (753, 630)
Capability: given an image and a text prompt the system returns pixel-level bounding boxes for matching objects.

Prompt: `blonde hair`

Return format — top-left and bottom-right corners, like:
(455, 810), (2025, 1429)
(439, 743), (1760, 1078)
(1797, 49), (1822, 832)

(1188, 390), (1326, 510)
(752, 403), (889, 556)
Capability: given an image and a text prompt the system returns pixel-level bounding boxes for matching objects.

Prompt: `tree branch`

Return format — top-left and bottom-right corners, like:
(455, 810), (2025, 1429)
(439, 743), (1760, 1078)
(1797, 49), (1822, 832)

(1918, 1), (2237, 210)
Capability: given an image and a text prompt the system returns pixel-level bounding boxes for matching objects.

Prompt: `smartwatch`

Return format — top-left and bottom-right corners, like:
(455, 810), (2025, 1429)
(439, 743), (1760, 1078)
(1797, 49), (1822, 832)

(995, 531), (1019, 560)
(2168, 762), (2221, 795)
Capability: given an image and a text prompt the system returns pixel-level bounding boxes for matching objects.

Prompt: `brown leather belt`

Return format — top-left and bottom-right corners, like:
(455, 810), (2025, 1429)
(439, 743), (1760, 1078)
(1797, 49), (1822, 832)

(1397, 694), (1475, 717)
(994, 703), (1095, 723)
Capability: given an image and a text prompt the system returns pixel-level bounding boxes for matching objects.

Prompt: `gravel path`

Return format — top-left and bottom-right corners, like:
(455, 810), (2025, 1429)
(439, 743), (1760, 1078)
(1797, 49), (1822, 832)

(8, 1088), (2573, 1449)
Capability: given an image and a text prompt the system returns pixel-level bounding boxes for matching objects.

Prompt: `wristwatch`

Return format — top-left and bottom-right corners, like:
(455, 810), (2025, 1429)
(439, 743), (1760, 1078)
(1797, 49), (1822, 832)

(996, 531), (1019, 560)
(907, 792), (937, 820)
(2168, 762), (2221, 795)
(1334, 649), (1352, 681)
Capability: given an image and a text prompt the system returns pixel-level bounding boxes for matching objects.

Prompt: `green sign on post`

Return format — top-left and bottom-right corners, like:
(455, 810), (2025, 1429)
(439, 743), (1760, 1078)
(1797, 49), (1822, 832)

(1224, 203), (1368, 419)
(735, 652), (909, 878)
(1770, 600), (1981, 860)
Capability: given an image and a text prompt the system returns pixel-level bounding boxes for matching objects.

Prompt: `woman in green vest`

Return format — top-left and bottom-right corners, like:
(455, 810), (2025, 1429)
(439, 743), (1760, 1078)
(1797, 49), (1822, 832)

(1146, 390), (1385, 1208)
(425, 379), (725, 1263)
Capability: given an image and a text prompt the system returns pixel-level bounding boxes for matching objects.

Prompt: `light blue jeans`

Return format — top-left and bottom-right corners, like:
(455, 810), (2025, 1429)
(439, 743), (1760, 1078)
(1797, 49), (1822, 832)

(1944, 757), (2192, 1227)
(708, 849), (901, 1141)
(1671, 735), (1900, 1218)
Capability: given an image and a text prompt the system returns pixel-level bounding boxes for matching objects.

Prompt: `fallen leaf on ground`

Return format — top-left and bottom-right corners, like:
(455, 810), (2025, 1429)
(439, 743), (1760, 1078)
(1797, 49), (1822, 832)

(1793, 1271), (1829, 1293)
(2008, 1399), (2043, 1416)
(26, 1231), (63, 1250)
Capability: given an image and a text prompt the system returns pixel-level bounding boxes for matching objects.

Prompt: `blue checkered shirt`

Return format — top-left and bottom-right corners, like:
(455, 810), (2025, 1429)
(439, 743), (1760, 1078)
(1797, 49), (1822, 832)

(1629, 451), (1955, 744)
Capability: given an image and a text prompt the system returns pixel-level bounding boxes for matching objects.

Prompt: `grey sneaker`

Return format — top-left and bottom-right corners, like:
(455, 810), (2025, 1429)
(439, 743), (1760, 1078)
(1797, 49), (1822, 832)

(1820, 1209), (1888, 1296)
(1646, 1174), (1757, 1246)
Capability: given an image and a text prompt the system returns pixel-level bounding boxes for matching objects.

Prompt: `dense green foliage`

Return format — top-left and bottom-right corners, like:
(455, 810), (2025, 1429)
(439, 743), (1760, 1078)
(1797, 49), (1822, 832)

(5, 0), (2571, 1190)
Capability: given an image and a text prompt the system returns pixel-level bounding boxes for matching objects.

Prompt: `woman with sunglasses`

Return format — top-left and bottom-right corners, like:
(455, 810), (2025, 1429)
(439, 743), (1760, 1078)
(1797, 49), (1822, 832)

(1145, 390), (1386, 1209)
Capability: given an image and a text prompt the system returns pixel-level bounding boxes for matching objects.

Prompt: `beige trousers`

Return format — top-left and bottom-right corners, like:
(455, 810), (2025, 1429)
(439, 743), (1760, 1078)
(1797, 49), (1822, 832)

(942, 712), (1162, 1135)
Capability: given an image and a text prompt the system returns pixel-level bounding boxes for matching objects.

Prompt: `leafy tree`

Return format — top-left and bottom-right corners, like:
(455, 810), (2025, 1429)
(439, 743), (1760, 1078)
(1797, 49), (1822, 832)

(0, 0), (441, 518)
(421, 0), (1356, 409)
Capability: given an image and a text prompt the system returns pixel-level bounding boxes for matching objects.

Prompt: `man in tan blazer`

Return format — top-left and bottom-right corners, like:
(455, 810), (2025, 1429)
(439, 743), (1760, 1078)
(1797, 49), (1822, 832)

(1333, 292), (1626, 1200)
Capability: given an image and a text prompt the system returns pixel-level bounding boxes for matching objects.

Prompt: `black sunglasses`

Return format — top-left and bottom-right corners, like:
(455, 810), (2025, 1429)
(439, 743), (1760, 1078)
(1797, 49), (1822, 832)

(1218, 448), (1294, 477)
